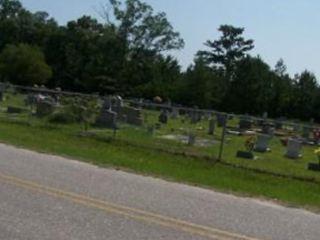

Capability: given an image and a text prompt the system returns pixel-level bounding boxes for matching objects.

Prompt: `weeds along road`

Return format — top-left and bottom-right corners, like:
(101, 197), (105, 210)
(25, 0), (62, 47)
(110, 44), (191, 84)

(0, 143), (320, 240)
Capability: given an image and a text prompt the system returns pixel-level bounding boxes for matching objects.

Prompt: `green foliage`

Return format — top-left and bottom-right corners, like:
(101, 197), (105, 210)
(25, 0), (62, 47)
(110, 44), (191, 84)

(107, 0), (185, 53)
(65, 97), (100, 131)
(1, 1), (320, 122)
(0, 43), (52, 85)
(197, 25), (254, 76)
(48, 111), (77, 124)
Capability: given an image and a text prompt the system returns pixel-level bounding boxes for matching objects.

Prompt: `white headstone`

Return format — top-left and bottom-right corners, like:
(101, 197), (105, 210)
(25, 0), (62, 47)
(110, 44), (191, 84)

(254, 134), (271, 152)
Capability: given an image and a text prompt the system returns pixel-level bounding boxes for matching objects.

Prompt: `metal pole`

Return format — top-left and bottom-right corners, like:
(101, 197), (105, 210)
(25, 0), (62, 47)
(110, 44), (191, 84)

(218, 114), (227, 162)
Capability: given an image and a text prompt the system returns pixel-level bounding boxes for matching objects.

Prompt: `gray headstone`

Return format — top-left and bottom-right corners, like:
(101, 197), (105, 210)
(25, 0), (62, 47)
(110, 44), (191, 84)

(0, 89), (3, 102)
(102, 98), (112, 111)
(263, 112), (268, 119)
(188, 133), (196, 146)
(239, 117), (252, 130)
(147, 125), (155, 135)
(285, 139), (302, 159)
(190, 111), (200, 124)
(302, 126), (311, 139)
(171, 108), (179, 119)
(122, 106), (144, 126)
(112, 96), (123, 114)
(36, 100), (55, 117)
(254, 134), (271, 152)
(159, 110), (168, 124)
(95, 109), (117, 129)
(293, 123), (301, 133)
(262, 123), (275, 136)
(208, 119), (216, 135)
(216, 113), (227, 127)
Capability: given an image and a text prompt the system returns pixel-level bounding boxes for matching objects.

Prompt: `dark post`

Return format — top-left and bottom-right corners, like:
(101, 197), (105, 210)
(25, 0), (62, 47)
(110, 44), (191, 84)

(218, 114), (227, 162)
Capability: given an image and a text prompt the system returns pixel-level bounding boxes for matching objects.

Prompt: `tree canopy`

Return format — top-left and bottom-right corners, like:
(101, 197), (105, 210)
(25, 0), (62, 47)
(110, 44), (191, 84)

(0, 0), (319, 121)
(0, 43), (52, 85)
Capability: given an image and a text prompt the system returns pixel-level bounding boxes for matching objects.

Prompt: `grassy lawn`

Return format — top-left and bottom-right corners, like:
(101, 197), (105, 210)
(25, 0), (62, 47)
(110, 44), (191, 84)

(1, 92), (320, 211)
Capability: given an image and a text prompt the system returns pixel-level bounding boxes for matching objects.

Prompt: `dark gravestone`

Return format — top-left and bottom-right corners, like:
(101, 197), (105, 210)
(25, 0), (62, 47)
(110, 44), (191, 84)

(188, 133), (196, 146)
(308, 163), (320, 172)
(302, 126), (311, 139)
(190, 111), (200, 124)
(239, 117), (252, 130)
(36, 101), (55, 117)
(147, 125), (155, 135)
(262, 123), (274, 136)
(208, 119), (216, 135)
(7, 106), (24, 114)
(275, 117), (286, 130)
(159, 110), (168, 124)
(95, 109), (117, 129)
(121, 106), (144, 126)
(236, 151), (254, 159)
(171, 108), (179, 119)
(216, 113), (227, 127)
(112, 96), (123, 114)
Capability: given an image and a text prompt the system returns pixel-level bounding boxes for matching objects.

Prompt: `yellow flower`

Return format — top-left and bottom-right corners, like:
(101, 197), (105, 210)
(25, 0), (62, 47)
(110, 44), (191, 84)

(314, 148), (320, 155)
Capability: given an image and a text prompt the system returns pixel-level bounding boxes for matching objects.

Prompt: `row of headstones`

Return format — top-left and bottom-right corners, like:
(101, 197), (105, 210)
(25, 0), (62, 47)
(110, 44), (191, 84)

(252, 135), (302, 158)
(238, 135), (320, 171)
(238, 134), (303, 159)
(95, 97), (144, 128)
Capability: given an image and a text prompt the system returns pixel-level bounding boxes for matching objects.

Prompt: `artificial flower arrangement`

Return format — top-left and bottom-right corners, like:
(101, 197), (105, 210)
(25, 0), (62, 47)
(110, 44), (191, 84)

(245, 136), (256, 152)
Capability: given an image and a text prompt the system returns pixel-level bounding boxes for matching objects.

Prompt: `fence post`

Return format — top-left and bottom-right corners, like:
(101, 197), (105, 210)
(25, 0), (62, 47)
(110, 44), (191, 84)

(218, 114), (227, 162)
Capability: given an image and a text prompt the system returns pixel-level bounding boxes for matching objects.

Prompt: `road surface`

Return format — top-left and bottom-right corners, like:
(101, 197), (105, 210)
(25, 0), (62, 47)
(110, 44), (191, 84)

(0, 143), (320, 240)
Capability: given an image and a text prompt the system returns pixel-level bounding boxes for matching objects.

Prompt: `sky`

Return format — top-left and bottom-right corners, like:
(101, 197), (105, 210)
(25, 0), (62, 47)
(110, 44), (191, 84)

(20, 0), (320, 78)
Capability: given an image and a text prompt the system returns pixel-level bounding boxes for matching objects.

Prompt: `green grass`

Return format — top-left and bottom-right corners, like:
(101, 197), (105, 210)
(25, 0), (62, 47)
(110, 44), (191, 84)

(1, 118), (320, 211)
(1, 92), (320, 210)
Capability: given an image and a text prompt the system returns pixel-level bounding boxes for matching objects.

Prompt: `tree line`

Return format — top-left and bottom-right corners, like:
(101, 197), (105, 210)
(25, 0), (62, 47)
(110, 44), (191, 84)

(0, 0), (319, 121)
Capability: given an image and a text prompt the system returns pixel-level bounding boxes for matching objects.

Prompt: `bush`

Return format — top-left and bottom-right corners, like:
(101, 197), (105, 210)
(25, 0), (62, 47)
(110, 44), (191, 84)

(48, 111), (77, 124)
(0, 43), (52, 85)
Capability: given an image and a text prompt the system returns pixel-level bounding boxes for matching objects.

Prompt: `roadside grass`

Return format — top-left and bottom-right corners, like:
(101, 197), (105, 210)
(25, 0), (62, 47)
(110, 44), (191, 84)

(1, 119), (320, 210)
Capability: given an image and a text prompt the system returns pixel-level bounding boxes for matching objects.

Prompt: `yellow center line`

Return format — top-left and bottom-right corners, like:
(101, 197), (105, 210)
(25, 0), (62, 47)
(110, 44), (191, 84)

(0, 173), (263, 240)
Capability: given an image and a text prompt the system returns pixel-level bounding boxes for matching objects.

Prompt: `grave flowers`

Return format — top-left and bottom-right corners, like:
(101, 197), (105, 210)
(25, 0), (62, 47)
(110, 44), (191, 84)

(308, 148), (320, 171)
(236, 136), (257, 159)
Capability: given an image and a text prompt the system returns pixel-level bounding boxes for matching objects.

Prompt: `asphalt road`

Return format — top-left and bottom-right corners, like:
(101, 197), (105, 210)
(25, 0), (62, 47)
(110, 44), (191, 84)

(1, 144), (320, 240)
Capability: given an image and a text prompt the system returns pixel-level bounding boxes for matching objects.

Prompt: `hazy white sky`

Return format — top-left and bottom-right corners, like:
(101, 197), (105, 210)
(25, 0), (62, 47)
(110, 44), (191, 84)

(21, 0), (320, 78)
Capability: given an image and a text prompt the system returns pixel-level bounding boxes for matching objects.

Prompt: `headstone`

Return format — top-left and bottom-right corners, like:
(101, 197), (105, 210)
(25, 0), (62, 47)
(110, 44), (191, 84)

(190, 111), (200, 124)
(302, 126), (311, 139)
(208, 119), (216, 135)
(0, 85), (4, 102)
(7, 106), (25, 114)
(262, 123), (275, 136)
(121, 106), (144, 126)
(275, 118), (284, 130)
(147, 125), (155, 135)
(293, 123), (301, 133)
(112, 96), (123, 114)
(239, 116), (252, 130)
(263, 112), (268, 119)
(236, 151), (254, 159)
(188, 133), (196, 146)
(159, 110), (168, 124)
(95, 109), (117, 128)
(36, 100), (55, 117)
(95, 100), (117, 128)
(171, 108), (179, 119)
(285, 139), (302, 159)
(102, 98), (112, 110)
(254, 134), (271, 152)
(216, 113), (227, 127)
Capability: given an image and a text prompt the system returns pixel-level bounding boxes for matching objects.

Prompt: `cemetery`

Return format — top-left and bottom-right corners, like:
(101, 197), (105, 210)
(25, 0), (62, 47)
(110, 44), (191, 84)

(2, 84), (320, 187)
